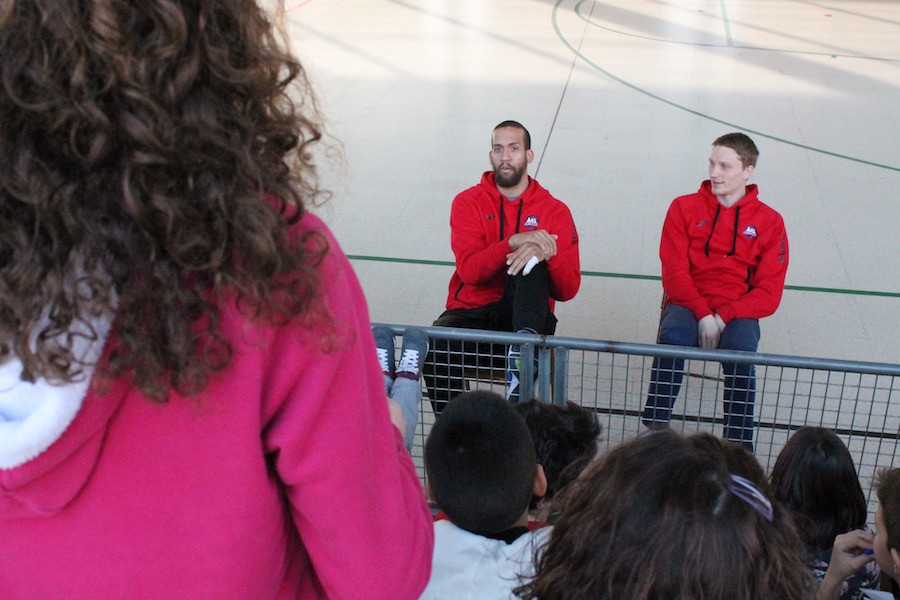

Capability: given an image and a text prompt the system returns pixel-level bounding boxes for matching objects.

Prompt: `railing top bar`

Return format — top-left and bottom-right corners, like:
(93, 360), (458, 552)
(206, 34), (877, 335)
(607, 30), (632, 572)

(561, 339), (900, 375)
(376, 323), (900, 376)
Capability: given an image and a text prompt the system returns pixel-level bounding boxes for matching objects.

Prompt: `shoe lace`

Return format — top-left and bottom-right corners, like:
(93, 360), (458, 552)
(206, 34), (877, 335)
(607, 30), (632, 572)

(396, 349), (421, 374)
(377, 348), (391, 373)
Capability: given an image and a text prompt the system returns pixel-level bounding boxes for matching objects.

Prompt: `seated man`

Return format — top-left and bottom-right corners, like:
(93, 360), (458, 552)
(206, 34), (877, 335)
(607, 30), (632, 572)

(642, 132), (789, 451)
(421, 390), (548, 599)
(425, 120), (580, 409)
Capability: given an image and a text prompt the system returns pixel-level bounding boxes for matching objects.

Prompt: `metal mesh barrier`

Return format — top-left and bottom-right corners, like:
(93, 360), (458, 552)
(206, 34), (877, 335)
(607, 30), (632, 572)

(376, 324), (899, 518)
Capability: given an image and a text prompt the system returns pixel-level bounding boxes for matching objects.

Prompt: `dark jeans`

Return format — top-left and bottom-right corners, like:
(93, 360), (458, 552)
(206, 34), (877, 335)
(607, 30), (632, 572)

(424, 262), (557, 414)
(642, 304), (760, 450)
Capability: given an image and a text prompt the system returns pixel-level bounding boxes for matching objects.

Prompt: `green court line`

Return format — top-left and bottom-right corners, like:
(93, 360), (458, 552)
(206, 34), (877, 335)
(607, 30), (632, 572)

(346, 254), (900, 299)
(720, 0), (734, 47)
(554, 0), (900, 173)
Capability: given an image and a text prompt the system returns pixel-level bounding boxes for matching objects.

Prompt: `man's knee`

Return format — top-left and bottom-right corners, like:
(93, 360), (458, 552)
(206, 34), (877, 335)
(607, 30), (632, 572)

(505, 262), (551, 304)
(509, 259), (549, 283)
(504, 262), (553, 334)
(719, 318), (760, 352)
(657, 304), (698, 346)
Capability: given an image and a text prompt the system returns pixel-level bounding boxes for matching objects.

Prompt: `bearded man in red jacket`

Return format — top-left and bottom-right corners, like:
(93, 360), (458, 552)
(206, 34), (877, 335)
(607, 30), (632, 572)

(642, 133), (789, 451)
(424, 121), (580, 410)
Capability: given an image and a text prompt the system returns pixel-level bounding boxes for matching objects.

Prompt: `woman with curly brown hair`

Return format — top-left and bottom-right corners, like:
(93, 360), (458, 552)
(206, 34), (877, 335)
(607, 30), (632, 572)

(0, 1), (432, 598)
(516, 430), (815, 600)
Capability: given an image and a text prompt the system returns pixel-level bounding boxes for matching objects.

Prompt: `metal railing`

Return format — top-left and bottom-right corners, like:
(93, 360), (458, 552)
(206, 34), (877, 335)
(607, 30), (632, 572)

(376, 324), (900, 517)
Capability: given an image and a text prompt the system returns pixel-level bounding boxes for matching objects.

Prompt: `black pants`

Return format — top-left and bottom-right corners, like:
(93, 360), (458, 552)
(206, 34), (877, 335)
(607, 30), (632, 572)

(423, 262), (557, 414)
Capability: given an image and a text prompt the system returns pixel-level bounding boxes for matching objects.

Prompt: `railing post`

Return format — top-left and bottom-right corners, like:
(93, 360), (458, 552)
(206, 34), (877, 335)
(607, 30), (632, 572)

(537, 345), (552, 401)
(553, 346), (568, 406)
(519, 343), (535, 403)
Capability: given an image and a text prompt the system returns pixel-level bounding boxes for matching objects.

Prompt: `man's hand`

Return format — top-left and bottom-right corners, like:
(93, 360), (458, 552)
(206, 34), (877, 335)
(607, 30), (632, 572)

(698, 314), (723, 348)
(714, 313), (726, 331)
(508, 230), (558, 257)
(506, 242), (552, 276)
(817, 530), (875, 600)
(506, 230), (558, 276)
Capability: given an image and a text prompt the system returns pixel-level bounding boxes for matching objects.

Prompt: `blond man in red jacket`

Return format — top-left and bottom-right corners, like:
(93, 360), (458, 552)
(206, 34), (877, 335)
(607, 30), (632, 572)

(642, 133), (789, 450)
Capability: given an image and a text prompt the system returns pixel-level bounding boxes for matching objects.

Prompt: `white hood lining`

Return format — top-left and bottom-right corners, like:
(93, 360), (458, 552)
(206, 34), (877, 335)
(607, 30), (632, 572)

(0, 312), (112, 470)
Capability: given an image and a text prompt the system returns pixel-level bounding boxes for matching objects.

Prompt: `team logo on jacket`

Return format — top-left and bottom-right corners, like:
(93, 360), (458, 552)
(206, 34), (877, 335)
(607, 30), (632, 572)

(696, 220), (709, 228)
(742, 225), (758, 239)
(524, 216), (539, 231)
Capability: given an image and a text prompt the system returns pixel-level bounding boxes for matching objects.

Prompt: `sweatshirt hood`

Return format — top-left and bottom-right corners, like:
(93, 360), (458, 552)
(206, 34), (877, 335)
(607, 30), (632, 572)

(698, 180), (759, 257)
(699, 180), (759, 209)
(0, 313), (122, 518)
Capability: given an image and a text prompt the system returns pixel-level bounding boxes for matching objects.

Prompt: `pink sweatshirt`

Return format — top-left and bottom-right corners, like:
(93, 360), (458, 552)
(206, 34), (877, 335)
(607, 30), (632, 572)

(0, 213), (433, 599)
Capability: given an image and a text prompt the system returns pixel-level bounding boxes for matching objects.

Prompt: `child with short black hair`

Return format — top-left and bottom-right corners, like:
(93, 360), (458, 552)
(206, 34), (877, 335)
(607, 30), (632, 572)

(514, 399), (600, 523)
(421, 390), (548, 599)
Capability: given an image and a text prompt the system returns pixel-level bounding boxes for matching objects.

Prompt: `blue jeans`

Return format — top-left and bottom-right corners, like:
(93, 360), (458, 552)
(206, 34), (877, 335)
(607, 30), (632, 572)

(642, 304), (760, 450)
(385, 375), (421, 451)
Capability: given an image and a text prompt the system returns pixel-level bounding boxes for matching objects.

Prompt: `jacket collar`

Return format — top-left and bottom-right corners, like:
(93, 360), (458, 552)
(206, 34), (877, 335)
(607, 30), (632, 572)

(699, 179), (759, 209)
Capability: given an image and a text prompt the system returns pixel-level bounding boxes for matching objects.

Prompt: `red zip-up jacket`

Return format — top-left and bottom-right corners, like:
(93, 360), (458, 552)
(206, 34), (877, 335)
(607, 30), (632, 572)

(660, 180), (789, 324)
(445, 171), (580, 311)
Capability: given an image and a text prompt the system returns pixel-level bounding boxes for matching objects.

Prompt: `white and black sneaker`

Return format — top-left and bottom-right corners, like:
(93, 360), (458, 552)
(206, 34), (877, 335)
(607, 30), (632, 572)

(372, 325), (395, 378)
(396, 327), (429, 381)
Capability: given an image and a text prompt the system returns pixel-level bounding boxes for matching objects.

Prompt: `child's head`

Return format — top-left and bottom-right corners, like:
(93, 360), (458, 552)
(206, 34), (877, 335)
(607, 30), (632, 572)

(517, 429), (811, 600)
(770, 426), (867, 549)
(514, 400), (600, 510)
(425, 391), (539, 535)
(875, 468), (900, 581)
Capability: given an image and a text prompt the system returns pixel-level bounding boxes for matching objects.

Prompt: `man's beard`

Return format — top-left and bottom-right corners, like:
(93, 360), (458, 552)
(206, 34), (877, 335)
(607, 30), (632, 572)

(494, 163), (526, 188)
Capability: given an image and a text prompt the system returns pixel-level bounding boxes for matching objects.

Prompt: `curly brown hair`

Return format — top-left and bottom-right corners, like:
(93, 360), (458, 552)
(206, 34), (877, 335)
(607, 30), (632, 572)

(516, 430), (814, 600)
(0, 0), (329, 400)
